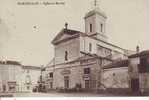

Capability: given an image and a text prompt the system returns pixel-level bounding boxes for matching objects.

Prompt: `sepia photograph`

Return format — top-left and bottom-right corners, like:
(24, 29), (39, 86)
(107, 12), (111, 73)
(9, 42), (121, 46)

(0, 0), (149, 98)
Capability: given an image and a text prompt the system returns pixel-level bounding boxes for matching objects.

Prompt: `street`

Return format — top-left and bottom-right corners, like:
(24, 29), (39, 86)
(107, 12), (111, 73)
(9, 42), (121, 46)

(1, 91), (148, 97)
(12, 92), (110, 97)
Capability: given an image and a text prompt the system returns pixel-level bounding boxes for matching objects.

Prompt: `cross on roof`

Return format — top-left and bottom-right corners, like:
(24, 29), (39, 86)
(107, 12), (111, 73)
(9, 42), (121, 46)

(94, 0), (97, 7)
(94, 0), (99, 8)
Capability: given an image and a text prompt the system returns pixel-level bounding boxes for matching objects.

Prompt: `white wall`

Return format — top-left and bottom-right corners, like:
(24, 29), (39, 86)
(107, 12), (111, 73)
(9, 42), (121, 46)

(95, 14), (106, 34)
(80, 36), (98, 54)
(54, 38), (80, 65)
(85, 14), (96, 34)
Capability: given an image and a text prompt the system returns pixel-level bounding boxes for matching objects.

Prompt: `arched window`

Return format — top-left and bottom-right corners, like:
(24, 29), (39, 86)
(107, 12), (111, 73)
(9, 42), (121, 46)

(101, 23), (103, 32)
(65, 51), (68, 61)
(89, 43), (92, 52)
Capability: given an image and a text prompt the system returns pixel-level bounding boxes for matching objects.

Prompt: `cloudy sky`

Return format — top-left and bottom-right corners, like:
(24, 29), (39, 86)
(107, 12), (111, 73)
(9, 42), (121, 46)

(0, 0), (149, 66)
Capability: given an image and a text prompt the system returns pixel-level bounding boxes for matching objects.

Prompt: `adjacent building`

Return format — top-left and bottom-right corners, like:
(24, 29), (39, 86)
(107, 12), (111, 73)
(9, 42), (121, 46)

(101, 59), (129, 89)
(100, 48), (149, 94)
(0, 60), (22, 92)
(128, 50), (149, 93)
(0, 60), (41, 93)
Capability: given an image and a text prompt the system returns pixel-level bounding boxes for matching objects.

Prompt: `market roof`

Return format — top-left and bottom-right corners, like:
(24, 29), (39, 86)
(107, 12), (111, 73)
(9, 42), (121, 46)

(129, 50), (149, 58)
(22, 65), (41, 70)
(0, 60), (21, 65)
(103, 59), (129, 69)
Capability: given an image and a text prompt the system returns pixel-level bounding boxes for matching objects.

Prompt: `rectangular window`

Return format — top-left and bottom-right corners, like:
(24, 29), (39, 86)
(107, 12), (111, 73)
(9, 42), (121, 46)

(65, 51), (68, 61)
(101, 23), (103, 32)
(89, 43), (92, 52)
(49, 72), (53, 78)
(84, 68), (90, 74)
(90, 24), (92, 32)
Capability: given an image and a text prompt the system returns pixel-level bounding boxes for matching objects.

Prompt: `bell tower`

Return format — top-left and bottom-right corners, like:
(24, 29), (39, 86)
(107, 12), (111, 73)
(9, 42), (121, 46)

(84, 0), (108, 42)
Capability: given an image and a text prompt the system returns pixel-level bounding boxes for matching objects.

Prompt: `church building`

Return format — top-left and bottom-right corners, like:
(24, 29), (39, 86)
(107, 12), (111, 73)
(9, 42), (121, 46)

(44, 1), (133, 91)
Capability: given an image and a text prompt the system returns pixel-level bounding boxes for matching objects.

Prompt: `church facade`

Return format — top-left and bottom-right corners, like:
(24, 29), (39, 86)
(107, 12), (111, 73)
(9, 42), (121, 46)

(44, 5), (133, 91)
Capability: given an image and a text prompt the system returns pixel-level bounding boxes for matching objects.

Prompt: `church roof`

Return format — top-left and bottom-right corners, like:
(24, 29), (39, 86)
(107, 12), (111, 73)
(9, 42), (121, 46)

(84, 8), (107, 19)
(52, 28), (83, 45)
(80, 51), (112, 61)
(63, 29), (81, 35)
(52, 28), (127, 52)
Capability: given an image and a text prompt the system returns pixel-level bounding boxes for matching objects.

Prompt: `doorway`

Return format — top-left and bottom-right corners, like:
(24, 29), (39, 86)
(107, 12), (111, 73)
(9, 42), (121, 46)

(131, 78), (139, 92)
(85, 80), (90, 89)
(64, 76), (69, 89)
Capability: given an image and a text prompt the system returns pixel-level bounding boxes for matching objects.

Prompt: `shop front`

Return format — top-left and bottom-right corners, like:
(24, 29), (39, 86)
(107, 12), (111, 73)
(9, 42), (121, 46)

(7, 81), (17, 92)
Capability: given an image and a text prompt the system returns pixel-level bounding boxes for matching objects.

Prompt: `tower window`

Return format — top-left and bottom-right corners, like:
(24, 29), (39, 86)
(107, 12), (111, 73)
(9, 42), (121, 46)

(89, 43), (92, 52)
(90, 24), (92, 32)
(101, 23), (103, 32)
(65, 51), (68, 61)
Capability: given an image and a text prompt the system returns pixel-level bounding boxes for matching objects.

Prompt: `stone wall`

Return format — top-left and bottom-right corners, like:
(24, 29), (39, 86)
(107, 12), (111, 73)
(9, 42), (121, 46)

(139, 73), (149, 89)
(102, 67), (129, 88)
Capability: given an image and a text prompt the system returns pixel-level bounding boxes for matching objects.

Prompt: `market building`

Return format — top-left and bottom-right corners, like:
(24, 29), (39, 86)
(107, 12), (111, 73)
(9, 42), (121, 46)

(0, 60), (41, 93)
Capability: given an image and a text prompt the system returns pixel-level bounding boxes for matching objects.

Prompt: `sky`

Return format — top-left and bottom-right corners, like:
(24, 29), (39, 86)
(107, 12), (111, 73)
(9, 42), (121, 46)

(0, 0), (149, 66)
